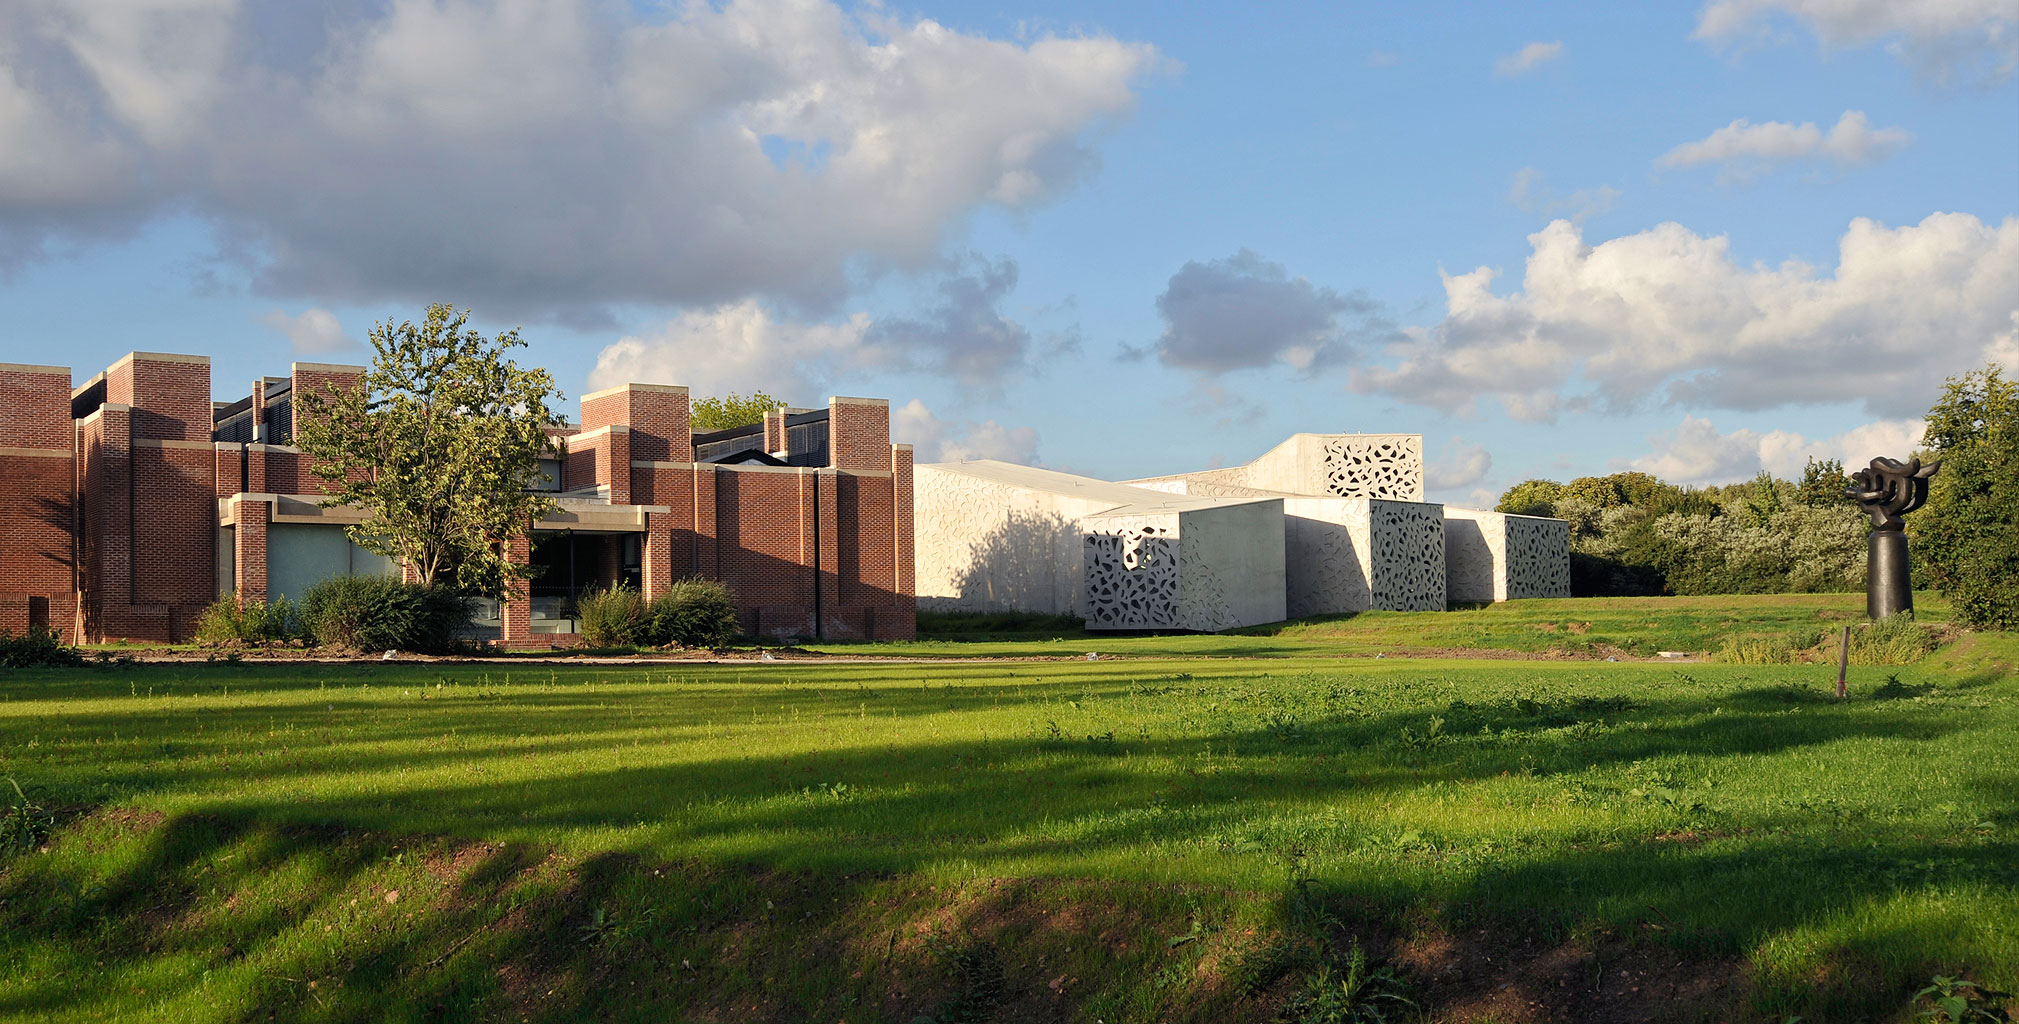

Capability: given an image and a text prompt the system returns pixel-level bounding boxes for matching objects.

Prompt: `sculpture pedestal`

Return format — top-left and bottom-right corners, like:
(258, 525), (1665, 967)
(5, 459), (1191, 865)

(1868, 529), (1913, 619)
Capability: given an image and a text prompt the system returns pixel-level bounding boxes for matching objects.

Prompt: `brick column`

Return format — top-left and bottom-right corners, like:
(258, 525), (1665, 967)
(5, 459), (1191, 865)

(691, 464), (718, 578)
(815, 469), (840, 639)
(889, 443), (916, 640)
(501, 534), (532, 647)
(642, 512), (672, 599)
(763, 409), (786, 454)
(232, 496), (269, 604)
(604, 427), (632, 505)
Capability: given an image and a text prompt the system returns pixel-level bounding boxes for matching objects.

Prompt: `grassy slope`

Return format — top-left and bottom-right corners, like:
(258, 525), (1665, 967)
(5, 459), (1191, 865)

(0, 601), (2012, 1022)
(821, 592), (1948, 660)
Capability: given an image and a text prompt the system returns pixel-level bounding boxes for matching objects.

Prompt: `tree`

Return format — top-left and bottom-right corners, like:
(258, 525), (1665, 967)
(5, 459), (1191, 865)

(294, 305), (565, 599)
(1495, 479), (1564, 518)
(691, 391), (782, 432)
(1794, 456), (1850, 507)
(1910, 363), (2018, 629)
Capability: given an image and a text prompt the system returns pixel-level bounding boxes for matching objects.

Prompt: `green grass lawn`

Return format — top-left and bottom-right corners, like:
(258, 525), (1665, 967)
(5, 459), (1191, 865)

(0, 600), (2013, 1022)
(828, 592), (1951, 661)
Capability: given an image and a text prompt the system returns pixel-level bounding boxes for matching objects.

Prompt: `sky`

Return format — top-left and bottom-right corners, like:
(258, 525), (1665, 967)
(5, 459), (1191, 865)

(1, 0), (2015, 508)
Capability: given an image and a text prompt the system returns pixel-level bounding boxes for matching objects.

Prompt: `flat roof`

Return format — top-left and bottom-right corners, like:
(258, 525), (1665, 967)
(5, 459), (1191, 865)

(921, 460), (1276, 516)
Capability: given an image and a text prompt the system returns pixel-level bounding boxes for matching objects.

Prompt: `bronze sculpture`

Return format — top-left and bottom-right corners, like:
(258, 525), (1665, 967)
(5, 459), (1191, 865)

(1846, 455), (1940, 619)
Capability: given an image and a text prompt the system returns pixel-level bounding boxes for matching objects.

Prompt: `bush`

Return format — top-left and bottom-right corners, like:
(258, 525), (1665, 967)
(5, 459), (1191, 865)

(643, 578), (742, 649)
(192, 596), (302, 646)
(576, 584), (646, 647)
(299, 575), (471, 653)
(1912, 364), (2018, 630)
(0, 626), (83, 668)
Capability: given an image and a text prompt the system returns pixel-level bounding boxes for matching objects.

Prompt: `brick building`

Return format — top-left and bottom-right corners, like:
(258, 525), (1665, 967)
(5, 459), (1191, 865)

(2, 353), (915, 645)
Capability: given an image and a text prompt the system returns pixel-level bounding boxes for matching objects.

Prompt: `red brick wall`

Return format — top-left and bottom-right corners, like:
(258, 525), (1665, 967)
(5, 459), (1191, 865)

(1, 364), (72, 449)
(0, 366), (76, 638)
(106, 354), (211, 442)
(233, 497), (268, 603)
(0, 454), (75, 639)
(827, 397), (890, 471)
(579, 390), (628, 433)
(627, 386), (691, 463)
(291, 363), (365, 438)
(131, 443), (217, 613)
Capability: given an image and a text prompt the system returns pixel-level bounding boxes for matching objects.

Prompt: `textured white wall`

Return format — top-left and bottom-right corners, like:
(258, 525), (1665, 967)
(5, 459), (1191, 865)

(1282, 496), (1372, 617)
(913, 466), (1123, 615)
(1176, 500), (1286, 630)
(1504, 514), (1572, 599)
(1082, 513), (1183, 629)
(1368, 499), (1446, 611)
(1442, 507), (1507, 602)
(1439, 508), (1572, 602)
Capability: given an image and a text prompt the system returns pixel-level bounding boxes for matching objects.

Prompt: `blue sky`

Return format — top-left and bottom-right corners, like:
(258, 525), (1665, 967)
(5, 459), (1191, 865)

(2, 0), (2014, 505)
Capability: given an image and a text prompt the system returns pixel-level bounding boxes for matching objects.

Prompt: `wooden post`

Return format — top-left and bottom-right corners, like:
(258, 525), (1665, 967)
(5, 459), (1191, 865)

(1836, 625), (1851, 698)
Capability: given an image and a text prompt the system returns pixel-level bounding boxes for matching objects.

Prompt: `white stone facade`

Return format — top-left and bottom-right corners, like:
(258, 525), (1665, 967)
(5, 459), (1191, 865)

(914, 461), (1286, 631)
(914, 433), (1567, 633)
(1443, 508), (1573, 603)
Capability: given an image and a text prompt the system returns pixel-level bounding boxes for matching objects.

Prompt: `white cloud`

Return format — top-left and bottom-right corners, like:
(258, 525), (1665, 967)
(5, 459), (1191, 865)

(1633, 413), (1928, 485)
(1508, 168), (1621, 223)
(891, 398), (1040, 464)
(589, 301), (872, 399)
(1694, 0), (2018, 84)
(1426, 439), (1493, 490)
(1143, 250), (1389, 373)
(1353, 212), (2019, 421)
(1657, 110), (1912, 177)
(258, 307), (353, 354)
(0, 0), (1161, 318)
(1494, 41), (1565, 77)
(589, 255), (1042, 397)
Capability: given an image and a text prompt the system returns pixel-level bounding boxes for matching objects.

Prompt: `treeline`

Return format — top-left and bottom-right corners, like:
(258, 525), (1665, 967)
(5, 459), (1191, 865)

(1493, 362), (2015, 630)
(1495, 462), (1866, 598)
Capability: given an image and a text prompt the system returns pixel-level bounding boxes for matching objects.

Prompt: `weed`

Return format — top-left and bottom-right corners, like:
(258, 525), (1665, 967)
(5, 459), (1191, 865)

(1278, 941), (1417, 1024)
(1395, 716), (1447, 751)
(1913, 975), (2015, 1023)
(0, 778), (54, 856)
(915, 937), (1005, 1024)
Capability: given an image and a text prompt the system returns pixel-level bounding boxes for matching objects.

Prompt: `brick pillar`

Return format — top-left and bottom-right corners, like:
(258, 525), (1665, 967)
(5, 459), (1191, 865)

(98, 405), (134, 629)
(815, 469), (840, 639)
(502, 534), (532, 647)
(643, 512), (672, 599)
(691, 464), (718, 578)
(889, 443), (916, 640)
(763, 409), (786, 454)
(232, 497), (269, 604)
(604, 427), (632, 505)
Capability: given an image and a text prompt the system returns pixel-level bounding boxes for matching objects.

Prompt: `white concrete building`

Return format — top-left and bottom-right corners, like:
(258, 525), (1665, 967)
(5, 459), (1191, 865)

(913, 461), (1285, 631)
(915, 433), (1568, 633)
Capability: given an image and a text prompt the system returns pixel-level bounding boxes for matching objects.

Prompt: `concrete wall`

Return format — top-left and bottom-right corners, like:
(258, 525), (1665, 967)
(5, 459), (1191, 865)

(1175, 500), (1285, 630)
(1282, 497), (1372, 617)
(1442, 508), (1572, 602)
(1368, 499), (1446, 611)
(1129, 433), (1424, 502)
(914, 464), (1135, 616)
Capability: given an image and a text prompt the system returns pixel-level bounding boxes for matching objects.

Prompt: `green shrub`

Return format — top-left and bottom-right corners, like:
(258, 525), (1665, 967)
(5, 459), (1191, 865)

(299, 575), (471, 653)
(1912, 364), (2019, 630)
(1836, 615), (1941, 666)
(643, 578), (742, 648)
(577, 584), (646, 647)
(192, 596), (302, 646)
(0, 626), (82, 668)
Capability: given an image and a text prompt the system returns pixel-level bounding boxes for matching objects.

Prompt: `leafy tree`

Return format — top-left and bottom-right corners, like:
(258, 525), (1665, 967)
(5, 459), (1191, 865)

(295, 304), (565, 598)
(1911, 363), (2018, 629)
(1495, 479), (1564, 518)
(1794, 456), (1850, 507)
(691, 391), (782, 432)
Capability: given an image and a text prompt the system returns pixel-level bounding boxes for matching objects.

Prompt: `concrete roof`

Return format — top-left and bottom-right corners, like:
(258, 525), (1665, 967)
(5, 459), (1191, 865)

(920, 459), (1277, 517)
